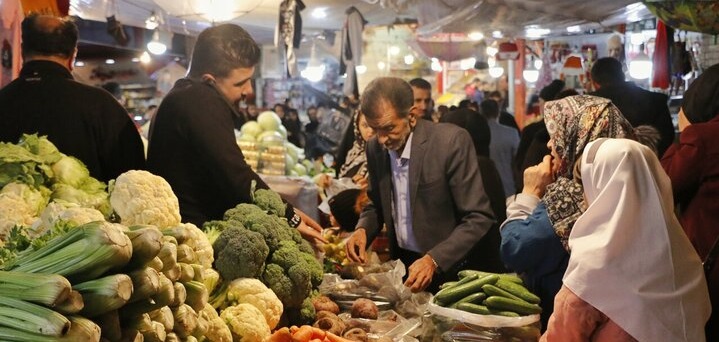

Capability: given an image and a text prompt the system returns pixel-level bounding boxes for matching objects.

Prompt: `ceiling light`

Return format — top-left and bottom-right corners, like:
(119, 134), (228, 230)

(492, 31), (503, 38)
(460, 57), (476, 70)
(566, 25), (581, 33)
(468, 31), (484, 41)
(355, 65), (367, 74)
(489, 66), (504, 78)
(147, 31), (167, 55)
(404, 54), (415, 65)
(131, 57), (140, 63)
(105, 59), (115, 65)
(486, 46), (498, 56)
(629, 52), (652, 80)
(140, 51), (151, 64)
(525, 26), (550, 38)
(74, 61), (85, 67)
(389, 46), (400, 56)
(311, 8), (327, 19)
(301, 43), (325, 82)
(145, 12), (159, 30)
(377, 61), (386, 70)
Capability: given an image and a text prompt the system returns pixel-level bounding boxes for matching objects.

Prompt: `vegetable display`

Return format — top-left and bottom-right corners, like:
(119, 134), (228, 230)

(433, 270), (542, 317)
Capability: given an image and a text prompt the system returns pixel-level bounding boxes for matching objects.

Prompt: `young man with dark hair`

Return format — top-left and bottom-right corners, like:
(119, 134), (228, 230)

(0, 14), (145, 183)
(409, 77), (433, 120)
(590, 57), (675, 155)
(147, 24), (324, 243)
(480, 99), (519, 196)
(345, 77), (498, 292)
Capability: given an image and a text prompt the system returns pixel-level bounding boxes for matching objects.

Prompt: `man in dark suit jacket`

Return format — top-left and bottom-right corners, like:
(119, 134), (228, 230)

(590, 57), (675, 156)
(345, 77), (497, 292)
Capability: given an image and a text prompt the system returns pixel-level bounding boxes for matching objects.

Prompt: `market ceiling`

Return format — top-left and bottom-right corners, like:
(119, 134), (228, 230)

(70, 0), (654, 43)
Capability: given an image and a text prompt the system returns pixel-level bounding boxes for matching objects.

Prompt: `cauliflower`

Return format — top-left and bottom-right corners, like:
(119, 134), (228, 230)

(200, 304), (232, 342)
(181, 223), (214, 269)
(220, 303), (270, 342)
(213, 227), (268, 281)
(110, 170), (181, 229)
(30, 201), (104, 238)
(1, 182), (50, 217)
(0, 192), (35, 241)
(226, 278), (283, 329)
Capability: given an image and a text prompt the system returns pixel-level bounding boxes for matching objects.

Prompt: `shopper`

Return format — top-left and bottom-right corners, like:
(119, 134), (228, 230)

(0, 14), (145, 183)
(661, 63), (719, 340)
(345, 77), (496, 292)
(590, 57), (675, 156)
(542, 138), (710, 342)
(409, 78), (433, 121)
(480, 99), (519, 197)
(487, 90), (519, 133)
(146, 23), (324, 243)
(500, 95), (635, 330)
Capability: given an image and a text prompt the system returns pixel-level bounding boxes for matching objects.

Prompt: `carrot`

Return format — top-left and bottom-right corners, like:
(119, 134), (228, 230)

(310, 327), (326, 340)
(309, 339), (323, 342)
(325, 331), (354, 342)
(292, 325), (314, 342)
(290, 326), (299, 334)
(267, 327), (292, 342)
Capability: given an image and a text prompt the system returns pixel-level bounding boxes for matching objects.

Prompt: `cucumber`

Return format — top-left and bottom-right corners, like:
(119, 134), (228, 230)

(435, 274), (499, 305)
(484, 296), (542, 315)
(457, 270), (524, 284)
(456, 302), (492, 315)
(481, 284), (523, 302)
(449, 292), (487, 308)
(488, 309), (520, 317)
(495, 279), (541, 304)
(438, 281), (458, 290)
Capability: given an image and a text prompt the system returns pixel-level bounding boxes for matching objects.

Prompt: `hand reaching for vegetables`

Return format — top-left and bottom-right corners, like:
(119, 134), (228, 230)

(345, 228), (368, 263)
(296, 209), (327, 245)
(405, 254), (437, 292)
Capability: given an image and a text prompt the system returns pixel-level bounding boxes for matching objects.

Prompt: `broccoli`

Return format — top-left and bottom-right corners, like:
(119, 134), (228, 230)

(297, 238), (314, 255)
(261, 263), (295, 306)
(286, 296), (317, 326)
(223, 203), (266, 221)
(213, 227), (269, 281)
(253, 188), (287, 218)
(202, 220), (239, 245)
(301, 253), (323, 287)
(228, 211), (295, 251)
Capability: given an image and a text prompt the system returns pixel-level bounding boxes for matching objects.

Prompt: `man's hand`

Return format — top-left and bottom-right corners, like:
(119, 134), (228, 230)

(295, 209), (327, 246)
(404, 254), (437, 293)
(345, 228), (368, 263)
(521, 155), (555, 198)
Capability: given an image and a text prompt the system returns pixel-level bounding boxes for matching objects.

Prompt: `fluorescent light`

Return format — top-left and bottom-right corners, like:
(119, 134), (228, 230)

(567, 25), (581, 33)
(404, 54), (415, 65)
(311, 7), (327, 19)
(105, 59), (115, 65)
(468, 31), (484, 41)
(355, 65), (367, 74)
(526, 26), (550, 38)
(74, 61), (85, 67)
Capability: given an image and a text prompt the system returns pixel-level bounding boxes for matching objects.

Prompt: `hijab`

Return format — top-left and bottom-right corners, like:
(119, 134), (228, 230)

(682, 63), (719, 124)
(564, 138), (709, 341)
(542, 95), (634, 250)
(338, 111), (369, 179)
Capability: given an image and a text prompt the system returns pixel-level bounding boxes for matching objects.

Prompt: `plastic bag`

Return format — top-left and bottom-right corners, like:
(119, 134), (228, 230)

(420, 303), (541, 342)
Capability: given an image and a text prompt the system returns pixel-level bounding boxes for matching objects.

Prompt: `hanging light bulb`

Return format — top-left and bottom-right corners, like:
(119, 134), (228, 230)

(147, 31), (167, 55)
(523, 57), (539, 83)
(629, 51), (653, 80)
(404, 54), (415, 65)
(431, 58), (443, 72)
(534, 58), (543, 70)
(377, 61), (386, 70)
(145, 12), (159, 30)
(301, 43), (325, 82)
(139, 51), (152, 64)
(355, 65), (367, 74)
(489, 66), (504, 78)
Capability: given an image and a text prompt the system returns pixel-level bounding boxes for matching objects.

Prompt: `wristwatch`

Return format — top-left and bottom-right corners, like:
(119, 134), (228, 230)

(289, 212), (302, 228)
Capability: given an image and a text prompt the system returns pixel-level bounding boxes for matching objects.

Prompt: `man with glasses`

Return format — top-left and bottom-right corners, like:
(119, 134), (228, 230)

(345, 77), (498, 292)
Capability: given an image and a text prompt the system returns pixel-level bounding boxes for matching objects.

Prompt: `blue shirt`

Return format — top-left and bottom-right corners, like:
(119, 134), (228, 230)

(388, 133), (420, 252)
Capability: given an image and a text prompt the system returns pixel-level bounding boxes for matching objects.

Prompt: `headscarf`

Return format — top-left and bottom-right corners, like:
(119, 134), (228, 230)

(564, 138), (709, 341)
(542, 95), (634, 250)
(682, 63), (719, 124)
(338, 111), (369, 179)
(440, 108), (491, 157)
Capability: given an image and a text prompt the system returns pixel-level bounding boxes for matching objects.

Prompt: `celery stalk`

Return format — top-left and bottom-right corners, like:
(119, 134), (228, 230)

(0, 297), (69, 336)
(127, 267), (160, 303)
(54, 290), (83, 315)
(182, 281), (208, 312)
(124, 227), (163, 269)
(0, 271), (71, 307)
(95, 310), (121, 342)
(73, 274), (133, 317)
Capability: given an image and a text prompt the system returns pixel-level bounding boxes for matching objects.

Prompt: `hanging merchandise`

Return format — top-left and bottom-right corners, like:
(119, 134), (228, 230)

(275, 0), (306, 78)
(0, 0), (22, 88)
(339, 6), (367, 98)
(105, 0), (129, 46)
(643, 0), (719, 35)
(652, 21), (671, 89)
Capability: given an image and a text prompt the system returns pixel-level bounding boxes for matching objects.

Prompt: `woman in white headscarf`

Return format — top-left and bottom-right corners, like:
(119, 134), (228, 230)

(542, 138), (710, 342)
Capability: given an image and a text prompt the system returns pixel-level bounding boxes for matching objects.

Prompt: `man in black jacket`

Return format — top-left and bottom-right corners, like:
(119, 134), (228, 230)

(146, 24), (324, 243)
(0, 14), (145, 183)
(590, 57), (675, 156)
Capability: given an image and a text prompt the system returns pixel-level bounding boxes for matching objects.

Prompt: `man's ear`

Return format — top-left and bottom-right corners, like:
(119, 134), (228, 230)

(201, 74), (216, 84)
(408, 106), (418, 127)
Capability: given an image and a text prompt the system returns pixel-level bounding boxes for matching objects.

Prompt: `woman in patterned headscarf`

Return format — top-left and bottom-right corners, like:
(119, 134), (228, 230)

(338, 110), (374, 183)
(499, 95), (634, 330)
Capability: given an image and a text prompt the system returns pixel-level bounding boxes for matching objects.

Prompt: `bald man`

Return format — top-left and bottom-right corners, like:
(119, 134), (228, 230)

(0, 14), (145, 182)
